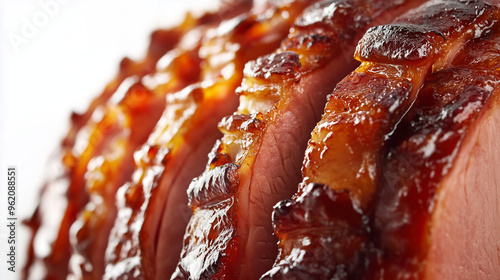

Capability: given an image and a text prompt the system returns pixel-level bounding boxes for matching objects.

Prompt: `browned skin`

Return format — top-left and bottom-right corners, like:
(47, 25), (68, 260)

(425, 89), (500, 280)
(27, 1), (500, 280)
(266, 1), (500, 279)
(103, 2), (306, 279)
(423, 33), (500, 279)
(173, 0), (428, 279)
(371, 25), (500, 279)
(302, 0), (499, 208)
(23, 2), (252, 279)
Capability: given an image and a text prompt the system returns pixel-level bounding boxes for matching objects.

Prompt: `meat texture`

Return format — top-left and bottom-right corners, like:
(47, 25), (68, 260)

(24, 1), (252, 279)
(67, 12), (224, 280)
(375, 24), (500, 279)
(25, 0), (500, 280)
(172, 0), (426, 279)
(103, 1), (311, 279)
(265, 0), (500, 279)
(24, 21), (184, 280)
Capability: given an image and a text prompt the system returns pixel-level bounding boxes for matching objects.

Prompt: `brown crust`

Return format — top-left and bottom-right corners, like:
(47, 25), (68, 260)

(104, 1), (306, 279)
(174, 0), (435, 279)
(267, 1), (500, 279)
(23, 3), (248, 280)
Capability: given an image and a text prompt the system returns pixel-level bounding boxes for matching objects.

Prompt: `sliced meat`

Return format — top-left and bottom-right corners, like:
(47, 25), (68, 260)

(23, 3), (250, 280)
(423, 31), (500, 279)
(302, 0), (498, 209)
(425, 87), (500, 279)
(23, 27), (183, 280)
(68, 49), (202, 279)
(103, 2), (306, 279)
(264, 1), (500, 279)
(173, 0), (427, 279)
(26, 1), (500, 280)
(371, 23), (500, 278)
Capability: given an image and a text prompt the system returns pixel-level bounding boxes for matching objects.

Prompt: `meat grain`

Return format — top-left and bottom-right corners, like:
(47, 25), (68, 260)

(265, 0), (500, 279)
(173, 0), (428, 279)
(24, 0), (500, 279)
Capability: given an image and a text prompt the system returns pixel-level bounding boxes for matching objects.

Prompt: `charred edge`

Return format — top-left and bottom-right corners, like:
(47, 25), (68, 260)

(263, 183), (369, 279)
(244, 51), (301, 80)
(281, 32), (339, 73)
(188, 163), (239, 208)
(281, 33), (333, 53)
(294, 0), (368, 36)
(283, 0), (369, 70)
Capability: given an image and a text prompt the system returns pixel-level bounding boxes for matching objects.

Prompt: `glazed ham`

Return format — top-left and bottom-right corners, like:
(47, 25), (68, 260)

(24, 24), (184, 280)
(25, 0), (500, 279)
(102, 1), (318, 279)
(24, 2), (251, 279)
(173, 0), (434, 279)
(265, 0), (500, 279)
(374, 24), (500, 278)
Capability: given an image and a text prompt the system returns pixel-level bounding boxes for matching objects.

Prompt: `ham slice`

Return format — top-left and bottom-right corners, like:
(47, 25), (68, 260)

(265, 0), (500, 278)
(373, 24), (500, 278)
(24, 0), (500, 279)
(173, 0), (426, 279)
(23, 26), (184, 280)
(103, 1), (309, 279)
(425, 88), (500, 279)
(23, 2), (250, 279)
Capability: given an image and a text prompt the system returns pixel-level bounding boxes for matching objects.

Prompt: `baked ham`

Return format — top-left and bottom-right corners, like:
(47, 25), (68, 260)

(24, 0), (500, 279)
(104, 1), (316, 279)
(24, 2), (253, 279)
(264, 0), (500, 278)
(173, 0), (429, 279)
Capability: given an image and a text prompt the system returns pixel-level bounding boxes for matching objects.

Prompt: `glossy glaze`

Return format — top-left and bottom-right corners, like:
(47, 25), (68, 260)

(26, 1), (500, 279)
(23, 23), (184, 280)
(104, 1), (305, 279)
(368, 25), (500, 279)
(267, 1), (500, 279)
(24, 2), (250, 279)
(175, 0), (428, 279)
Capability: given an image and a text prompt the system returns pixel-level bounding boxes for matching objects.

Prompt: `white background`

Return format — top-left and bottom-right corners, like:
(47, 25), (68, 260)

(0, 0), (216, 279)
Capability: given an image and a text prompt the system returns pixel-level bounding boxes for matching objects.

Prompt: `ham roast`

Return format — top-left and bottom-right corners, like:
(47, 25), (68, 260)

(24, 0), (500, 279)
